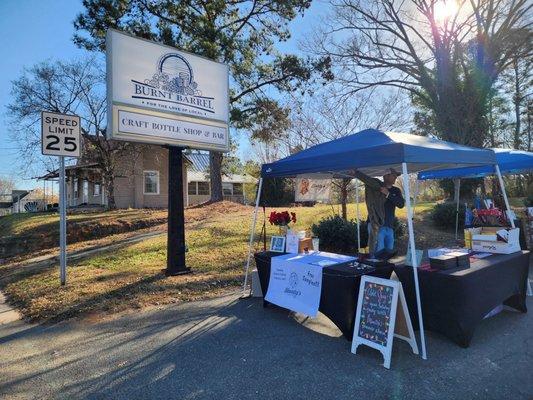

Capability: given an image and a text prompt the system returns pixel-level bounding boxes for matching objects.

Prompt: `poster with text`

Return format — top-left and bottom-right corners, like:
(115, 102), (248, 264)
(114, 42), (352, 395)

(295, 177), (331, 202)
(265, 257), (323, 317)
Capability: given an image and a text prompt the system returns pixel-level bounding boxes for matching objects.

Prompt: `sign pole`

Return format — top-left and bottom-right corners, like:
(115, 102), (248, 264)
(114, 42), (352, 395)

(59, 155), (67, 285)
(166, 145), (191, 276)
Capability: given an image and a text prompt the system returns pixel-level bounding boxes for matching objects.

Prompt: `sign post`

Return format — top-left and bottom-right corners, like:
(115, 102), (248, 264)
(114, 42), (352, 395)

(41, 111), (81, 285)
(106, 29), (229, 276)
(166, 146), (190, 275)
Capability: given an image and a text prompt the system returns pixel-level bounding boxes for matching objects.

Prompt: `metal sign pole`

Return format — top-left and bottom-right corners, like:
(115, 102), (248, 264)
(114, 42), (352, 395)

(59, 156), (67, 285)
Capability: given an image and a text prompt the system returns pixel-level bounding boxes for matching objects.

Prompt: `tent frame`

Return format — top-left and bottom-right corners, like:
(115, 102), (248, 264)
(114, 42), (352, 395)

(242, 161), (521, 359)
(449, 166), (532, 296)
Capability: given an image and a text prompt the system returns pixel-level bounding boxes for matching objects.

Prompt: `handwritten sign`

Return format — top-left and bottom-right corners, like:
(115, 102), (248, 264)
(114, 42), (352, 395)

(351, 276), (418, 369)
(358, 281), (394, 346)
(265, 255), (323, 317)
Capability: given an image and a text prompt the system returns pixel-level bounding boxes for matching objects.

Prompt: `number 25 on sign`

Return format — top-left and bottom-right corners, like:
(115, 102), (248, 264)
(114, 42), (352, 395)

(41, 111), (81, 157)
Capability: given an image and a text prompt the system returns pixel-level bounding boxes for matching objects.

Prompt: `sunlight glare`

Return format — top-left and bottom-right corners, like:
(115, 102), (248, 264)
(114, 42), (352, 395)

(434, 0), (459, 23)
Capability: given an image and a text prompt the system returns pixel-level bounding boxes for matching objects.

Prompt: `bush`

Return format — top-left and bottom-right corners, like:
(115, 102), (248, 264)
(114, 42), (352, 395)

(311, 215), (368, 254)
(431, 202), (465, 230)
(393, 217), (406, 237)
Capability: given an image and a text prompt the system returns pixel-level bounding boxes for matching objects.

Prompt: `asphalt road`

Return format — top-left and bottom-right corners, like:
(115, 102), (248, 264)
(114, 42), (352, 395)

(0, 293), (532, 400)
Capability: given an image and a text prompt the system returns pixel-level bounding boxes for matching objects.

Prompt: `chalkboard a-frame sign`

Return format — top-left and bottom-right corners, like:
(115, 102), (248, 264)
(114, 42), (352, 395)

(351, 276), (419, 369)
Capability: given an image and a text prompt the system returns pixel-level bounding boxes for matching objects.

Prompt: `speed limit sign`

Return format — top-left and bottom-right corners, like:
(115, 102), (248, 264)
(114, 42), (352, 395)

(41, 111), (81, 158)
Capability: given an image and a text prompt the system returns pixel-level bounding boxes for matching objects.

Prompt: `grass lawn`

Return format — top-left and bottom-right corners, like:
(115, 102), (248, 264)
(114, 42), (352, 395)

(0, 201), (441, 322)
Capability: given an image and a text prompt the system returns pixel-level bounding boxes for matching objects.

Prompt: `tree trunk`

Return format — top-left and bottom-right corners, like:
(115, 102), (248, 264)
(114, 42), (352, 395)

(513, 59), (521, 149)
(209, 151), (223, 202)
(104, 173), (116, 209)
(340, 178), (350, 220)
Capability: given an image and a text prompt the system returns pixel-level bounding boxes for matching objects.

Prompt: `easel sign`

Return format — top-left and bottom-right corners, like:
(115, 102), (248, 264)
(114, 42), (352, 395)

(351, 276), (419, 369)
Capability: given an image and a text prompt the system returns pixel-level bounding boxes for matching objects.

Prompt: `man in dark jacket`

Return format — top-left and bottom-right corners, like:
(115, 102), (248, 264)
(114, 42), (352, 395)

(353, 168), (405, 254)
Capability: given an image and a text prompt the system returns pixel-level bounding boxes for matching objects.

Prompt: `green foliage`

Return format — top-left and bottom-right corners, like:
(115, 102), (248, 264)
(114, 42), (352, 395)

(311, 215), (368, 254)
(73, 0), (331, 141)
(431, 203), (466, 230)
(437, 178), (483, 201)
(260, 178), (294, 207)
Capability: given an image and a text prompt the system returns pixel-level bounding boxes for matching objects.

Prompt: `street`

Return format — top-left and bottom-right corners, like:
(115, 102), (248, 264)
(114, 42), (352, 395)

(1, 293), (531, 400)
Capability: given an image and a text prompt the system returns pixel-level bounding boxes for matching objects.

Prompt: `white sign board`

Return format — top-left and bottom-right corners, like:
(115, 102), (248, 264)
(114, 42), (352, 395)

(265, 255), (323, 317)
(295, 177), (331, 202)
(106, 29), (229, 151)
(351, 276), (418, 369)
(41, 111), (81, 158)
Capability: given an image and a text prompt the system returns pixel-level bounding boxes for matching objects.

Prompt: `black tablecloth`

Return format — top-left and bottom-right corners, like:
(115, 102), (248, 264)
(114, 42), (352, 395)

(254, 252), (393, 340)
(393, 251), (529, 348)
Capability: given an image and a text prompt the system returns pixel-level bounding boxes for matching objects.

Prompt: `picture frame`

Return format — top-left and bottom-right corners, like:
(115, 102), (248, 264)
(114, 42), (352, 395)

(270, 236), (286, 252)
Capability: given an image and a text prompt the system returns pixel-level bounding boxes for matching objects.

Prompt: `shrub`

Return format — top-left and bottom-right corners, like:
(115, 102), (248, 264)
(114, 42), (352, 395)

(431, 202), (465, 230)
(311, 215), (368, 254)
(393, 217), (406, 237)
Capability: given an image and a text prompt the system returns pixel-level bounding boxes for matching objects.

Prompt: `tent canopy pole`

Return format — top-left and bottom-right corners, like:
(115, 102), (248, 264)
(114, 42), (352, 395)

(455, 179), (461, 240)
(495, 164), (515, 229)
(242, 177), (264, 297)
(355, 179), (361, 252)
(401, 162), (427, 360)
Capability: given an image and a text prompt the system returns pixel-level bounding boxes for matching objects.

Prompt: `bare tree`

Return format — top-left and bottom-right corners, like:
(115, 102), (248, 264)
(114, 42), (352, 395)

(314, 0), (531, 146)
(282, 85), (412, 219)
(7, 57), (137, 209)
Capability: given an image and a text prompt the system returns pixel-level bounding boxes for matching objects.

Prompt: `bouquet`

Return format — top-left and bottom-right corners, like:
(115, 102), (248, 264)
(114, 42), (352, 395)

(269, 211), (297, 226)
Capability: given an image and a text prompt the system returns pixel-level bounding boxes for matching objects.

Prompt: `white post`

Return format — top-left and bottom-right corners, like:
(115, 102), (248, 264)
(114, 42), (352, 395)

(242, 177), (264, 296)
(495, 165), (515, 228)
(455, 179), (461, 240)
(401, 162), (427, 360)
(59, 156), (67, 285)
(355, 179), (361, 252)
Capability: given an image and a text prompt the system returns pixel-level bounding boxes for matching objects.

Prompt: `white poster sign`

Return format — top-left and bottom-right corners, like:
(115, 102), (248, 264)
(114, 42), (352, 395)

(106, 29), (229, 151)
(265, 256), (323, 317)
(41, 111), (81, 158)
(295, 177), (331, 202)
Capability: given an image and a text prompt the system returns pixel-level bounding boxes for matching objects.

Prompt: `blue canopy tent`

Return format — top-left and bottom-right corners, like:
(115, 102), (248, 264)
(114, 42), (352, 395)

(417, 148), (533, 296)
(418, 149), (533, 180)
(244, 129), (498, 360)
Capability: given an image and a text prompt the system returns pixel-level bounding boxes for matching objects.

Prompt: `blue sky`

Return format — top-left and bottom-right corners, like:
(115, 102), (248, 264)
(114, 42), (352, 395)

(0, 0), (325, 190)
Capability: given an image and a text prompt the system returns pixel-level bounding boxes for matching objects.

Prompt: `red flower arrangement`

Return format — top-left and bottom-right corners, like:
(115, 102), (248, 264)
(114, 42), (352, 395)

(269, 211), (297, 226)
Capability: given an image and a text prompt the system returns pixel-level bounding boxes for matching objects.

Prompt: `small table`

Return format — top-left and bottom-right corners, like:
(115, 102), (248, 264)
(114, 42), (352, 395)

(254, 251), (393, 340)
(393, 251), (529, 347)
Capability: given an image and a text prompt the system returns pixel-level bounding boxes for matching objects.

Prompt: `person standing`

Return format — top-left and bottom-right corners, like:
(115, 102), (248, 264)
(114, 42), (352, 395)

(352, 168), (405, 254)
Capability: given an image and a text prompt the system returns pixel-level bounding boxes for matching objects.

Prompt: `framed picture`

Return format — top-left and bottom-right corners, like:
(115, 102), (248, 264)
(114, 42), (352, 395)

(270, 236), (286, 252)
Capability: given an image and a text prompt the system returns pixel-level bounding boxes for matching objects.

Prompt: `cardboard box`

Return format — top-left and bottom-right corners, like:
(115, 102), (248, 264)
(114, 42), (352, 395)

(298, 238), (313, 253)
(469, 227), (521, 254)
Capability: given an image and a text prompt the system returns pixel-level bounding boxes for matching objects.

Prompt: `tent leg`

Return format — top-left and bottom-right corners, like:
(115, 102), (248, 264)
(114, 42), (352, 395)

(242, 178), (263, 297)
(495, 165), (515, 229)
(401, 162), (427, 360)
(455, 179), (461, 241)
(355, 179), (361, 252)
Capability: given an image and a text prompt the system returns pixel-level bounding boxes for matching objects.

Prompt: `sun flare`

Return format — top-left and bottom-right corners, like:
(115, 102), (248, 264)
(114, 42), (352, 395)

(434, 0), (459, 23)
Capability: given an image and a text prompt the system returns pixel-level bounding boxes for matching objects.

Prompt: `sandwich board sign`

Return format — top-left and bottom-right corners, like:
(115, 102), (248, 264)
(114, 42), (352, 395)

(351, 276), (418, 369)
(41, 111), (81, 286)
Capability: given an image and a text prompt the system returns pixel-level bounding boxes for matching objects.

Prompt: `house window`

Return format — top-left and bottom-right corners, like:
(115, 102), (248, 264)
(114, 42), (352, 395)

(94, 183), (101, 197)
(197, 181), (210, 195)
(188, 182), (197, 195)
(233, 183), (243, 195)
(222, 182), (233, 196)
(73, 178), (78, 198)
(144, 171), (160, 194)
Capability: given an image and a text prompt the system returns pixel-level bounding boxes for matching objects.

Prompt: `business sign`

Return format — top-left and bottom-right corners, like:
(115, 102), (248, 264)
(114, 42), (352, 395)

(351, 276), (418, 369)
(295, 177), (331, 202)
(265, 256), (323, 317)
(41, 111), (81, 157)
(106, 29), (229, 151)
